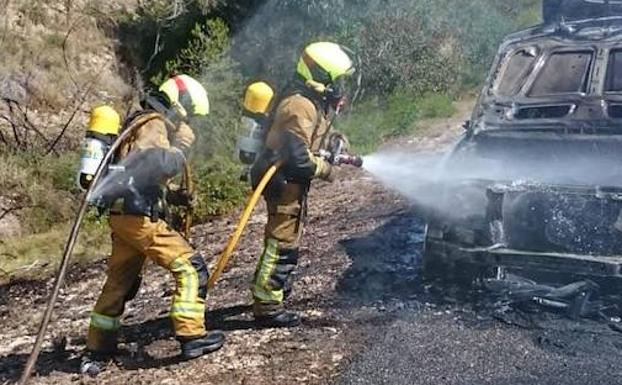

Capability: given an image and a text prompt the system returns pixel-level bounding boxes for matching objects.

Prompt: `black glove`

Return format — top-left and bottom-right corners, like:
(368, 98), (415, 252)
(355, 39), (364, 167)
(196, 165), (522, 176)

(166, 189), (194, 207)
(280, 131), (317, 183)
(251, 149), (285, 198)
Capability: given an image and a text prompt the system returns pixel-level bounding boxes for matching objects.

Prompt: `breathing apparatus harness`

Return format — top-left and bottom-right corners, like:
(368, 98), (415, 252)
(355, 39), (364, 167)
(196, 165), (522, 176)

(90, 99), (195, 233)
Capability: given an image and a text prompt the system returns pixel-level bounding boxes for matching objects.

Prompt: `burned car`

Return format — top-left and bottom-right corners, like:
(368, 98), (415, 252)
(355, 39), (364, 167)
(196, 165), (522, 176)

(423, 1), (622, 281)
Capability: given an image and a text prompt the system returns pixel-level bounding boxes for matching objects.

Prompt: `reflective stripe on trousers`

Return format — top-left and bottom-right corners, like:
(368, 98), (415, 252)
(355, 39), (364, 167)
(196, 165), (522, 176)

(169, 257), (206, 336)
(90, 311), (121, 331)
(252, 239), (282, 303)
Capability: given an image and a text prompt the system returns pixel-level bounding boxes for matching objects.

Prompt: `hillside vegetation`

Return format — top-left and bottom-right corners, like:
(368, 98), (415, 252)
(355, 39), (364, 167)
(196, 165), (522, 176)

(0, 0), (540, 279)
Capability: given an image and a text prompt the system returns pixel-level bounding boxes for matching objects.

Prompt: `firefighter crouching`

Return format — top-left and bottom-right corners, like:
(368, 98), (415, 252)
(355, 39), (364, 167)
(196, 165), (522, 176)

(81, 75), (224, 375)
(250, 42), (356, 327)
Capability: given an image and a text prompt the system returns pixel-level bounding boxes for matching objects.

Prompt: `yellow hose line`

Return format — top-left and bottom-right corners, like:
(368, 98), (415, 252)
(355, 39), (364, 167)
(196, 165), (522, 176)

(183, 163), (194, 238)
(207, 163), (280, 289)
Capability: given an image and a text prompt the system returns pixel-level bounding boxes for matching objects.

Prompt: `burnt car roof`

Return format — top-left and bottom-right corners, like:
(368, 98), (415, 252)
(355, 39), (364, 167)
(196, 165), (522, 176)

(506, 16), (622, 44)
(472, 16), (622, 133)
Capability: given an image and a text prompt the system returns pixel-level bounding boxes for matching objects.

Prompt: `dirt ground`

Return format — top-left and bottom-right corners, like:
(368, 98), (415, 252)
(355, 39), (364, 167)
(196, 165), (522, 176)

(0, 166), (413, 385)
(3, 101), (622, 385)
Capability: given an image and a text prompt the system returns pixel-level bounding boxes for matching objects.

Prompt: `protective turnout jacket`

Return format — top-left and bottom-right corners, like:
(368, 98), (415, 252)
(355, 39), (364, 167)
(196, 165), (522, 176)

(107, 111), (192, 217)
(250, 90), (335, 317)
(257, 92), (333, 185)
(87, 109), (205, 354)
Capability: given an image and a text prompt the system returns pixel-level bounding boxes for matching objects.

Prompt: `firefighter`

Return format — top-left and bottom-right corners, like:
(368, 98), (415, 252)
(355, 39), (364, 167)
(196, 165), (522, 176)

(250, 42), (356, 327)
(81, 75), (224, 375)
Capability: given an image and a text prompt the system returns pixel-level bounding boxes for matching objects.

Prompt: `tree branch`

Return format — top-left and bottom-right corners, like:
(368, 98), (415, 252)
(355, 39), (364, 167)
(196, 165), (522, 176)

(45, 79), (98, 155)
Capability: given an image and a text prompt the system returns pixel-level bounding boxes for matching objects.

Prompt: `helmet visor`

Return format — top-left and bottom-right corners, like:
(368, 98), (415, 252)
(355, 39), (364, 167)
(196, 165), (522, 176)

(326, 76), (348, 110)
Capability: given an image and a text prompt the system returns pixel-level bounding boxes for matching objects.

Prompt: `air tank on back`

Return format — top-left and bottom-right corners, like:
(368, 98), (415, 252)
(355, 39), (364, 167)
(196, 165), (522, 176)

(77, 105), (121, 190)
(235, 81), (275, 181)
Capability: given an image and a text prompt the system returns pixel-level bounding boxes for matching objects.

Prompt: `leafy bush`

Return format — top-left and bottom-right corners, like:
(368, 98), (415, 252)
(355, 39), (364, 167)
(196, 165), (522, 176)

(154, 18), (231, 84)
(384, 90), (421, 137)
(192, 156), (248, 219)
(352, 9), (462, 97)
(336, 100), (386, 155)
(337, 91), (456, 154)
(0, 151), (77, 234)
(417, 93), (455, 119)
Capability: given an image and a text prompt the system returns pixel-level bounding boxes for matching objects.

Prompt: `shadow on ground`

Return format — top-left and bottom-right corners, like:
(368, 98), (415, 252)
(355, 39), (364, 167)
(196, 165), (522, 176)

(0, 298), (347, 382)
(332, 209), (622, 385)
(335, 209), (426, 304)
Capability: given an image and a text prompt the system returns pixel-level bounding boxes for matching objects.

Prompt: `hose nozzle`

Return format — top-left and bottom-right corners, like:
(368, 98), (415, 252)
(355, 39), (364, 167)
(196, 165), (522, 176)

(336, 154), (363, 168)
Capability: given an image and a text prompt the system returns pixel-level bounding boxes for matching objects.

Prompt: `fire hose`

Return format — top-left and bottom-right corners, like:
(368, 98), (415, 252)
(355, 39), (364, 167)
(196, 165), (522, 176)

(181, 163), (194, 239)
(19, 125), (135, 384)
(18, 124), (194, 384)
(207, 138), (363, 289)
(207, 162), (281, 289)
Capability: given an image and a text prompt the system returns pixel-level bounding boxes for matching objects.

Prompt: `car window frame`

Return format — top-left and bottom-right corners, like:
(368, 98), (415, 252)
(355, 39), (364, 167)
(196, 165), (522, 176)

(526, 48), (595, 97)
(492, 46), (540, 98)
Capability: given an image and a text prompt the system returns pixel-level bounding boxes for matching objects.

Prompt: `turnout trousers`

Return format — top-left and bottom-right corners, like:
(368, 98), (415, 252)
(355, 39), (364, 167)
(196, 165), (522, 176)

(251, 183), (307, 316)
(87, 215), (209, 353)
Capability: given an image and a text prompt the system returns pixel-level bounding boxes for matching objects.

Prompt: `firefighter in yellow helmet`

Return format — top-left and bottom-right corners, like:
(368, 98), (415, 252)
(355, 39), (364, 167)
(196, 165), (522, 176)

(249, 42), (356, 327)
(81, 75), (223, 375)
(89, 105), (121, 135)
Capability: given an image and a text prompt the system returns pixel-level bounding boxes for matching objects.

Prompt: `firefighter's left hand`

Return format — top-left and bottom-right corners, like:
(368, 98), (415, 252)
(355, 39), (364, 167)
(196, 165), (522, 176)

(328, 132), (350, 154)
(173, 123), (196, 154)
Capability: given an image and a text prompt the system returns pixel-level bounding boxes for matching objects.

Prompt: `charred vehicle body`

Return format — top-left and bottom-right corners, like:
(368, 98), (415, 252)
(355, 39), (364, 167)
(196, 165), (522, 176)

(424, 1), (622, 281)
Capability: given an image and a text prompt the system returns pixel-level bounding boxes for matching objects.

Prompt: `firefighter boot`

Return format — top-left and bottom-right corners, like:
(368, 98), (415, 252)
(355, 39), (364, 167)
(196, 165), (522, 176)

(255, 309), (301, 328)
(80, 351), (114, 377)
(252, 240), (301, 328)
(179, 330), (226, 359)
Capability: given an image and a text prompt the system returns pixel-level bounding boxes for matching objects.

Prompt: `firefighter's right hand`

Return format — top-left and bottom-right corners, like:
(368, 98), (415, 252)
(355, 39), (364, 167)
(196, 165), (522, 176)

(173, 123), (196, 154)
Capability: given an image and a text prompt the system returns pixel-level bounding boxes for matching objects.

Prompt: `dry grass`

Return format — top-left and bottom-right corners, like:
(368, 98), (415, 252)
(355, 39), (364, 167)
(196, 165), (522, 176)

(0, 0), (133, 149)
(0, 152), (77, 232)
(0, 1), (143, 285)
(0, 218), (110, 284)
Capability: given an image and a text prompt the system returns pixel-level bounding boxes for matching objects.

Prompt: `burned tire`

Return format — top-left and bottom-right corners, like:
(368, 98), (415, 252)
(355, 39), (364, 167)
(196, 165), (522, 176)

(421, 224), (447, 281)
(422, 225), (483, 285)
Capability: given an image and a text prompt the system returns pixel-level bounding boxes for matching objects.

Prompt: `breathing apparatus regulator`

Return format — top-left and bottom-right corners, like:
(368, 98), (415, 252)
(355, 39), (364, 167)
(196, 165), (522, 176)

(235, 81), (276, 181)
(296, 42), (362, 112)
(77, 106), (121, 190)
(296, 42), (364, 168)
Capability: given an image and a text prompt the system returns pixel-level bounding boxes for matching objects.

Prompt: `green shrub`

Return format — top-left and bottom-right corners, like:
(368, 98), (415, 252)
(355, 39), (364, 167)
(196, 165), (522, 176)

(337, 100), (387, 154)
(417, 93), (455, 119)
(156, 18), (230, 84)
(384, 90), (421, 137)
(36, 152), (80, 193)
(337, 91), (456, 154)
(192, 156), (248, 220)
(337, 90), (423, 154)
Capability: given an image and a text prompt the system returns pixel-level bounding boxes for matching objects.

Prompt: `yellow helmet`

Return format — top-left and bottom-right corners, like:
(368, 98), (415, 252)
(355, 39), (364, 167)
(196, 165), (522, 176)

(296, 42), (355, 90)
(88, 105), (121, 136)
(243, 81), (275, 116)
(159, 74), (210, 118)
